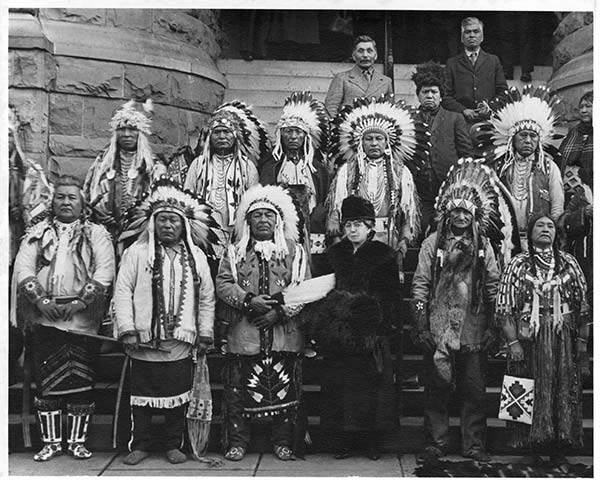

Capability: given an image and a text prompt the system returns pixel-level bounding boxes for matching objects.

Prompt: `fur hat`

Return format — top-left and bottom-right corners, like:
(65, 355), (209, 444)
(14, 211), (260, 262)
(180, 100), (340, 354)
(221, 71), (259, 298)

(341, 196), (375, 224)
(411, 61), (447, 96)
(110, 99), (153, 135)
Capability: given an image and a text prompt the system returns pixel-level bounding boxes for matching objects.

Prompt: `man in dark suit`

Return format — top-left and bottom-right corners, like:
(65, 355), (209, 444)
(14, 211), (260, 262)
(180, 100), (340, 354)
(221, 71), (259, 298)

(324, 35), (393, 119)
(411, 61), (473, 237)
(442, 17), (507, 124)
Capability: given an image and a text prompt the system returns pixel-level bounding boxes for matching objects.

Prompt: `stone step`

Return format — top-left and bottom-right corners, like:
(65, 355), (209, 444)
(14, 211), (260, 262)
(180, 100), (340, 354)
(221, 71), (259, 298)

(10, 381), (593, 420)
(216, 59), (554, 133)
(8, 413), (593, 455)
(10, 351), (593, 389)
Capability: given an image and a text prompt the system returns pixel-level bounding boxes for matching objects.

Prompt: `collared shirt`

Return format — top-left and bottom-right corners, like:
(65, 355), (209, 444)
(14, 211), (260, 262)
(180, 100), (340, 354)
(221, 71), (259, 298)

(465, 48), (480, 65)
(361, 67), (374, 82)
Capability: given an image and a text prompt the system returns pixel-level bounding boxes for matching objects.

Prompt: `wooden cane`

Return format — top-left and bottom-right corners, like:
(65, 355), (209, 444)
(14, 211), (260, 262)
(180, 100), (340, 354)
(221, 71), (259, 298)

(21, 329), (32, 448)
(112, 354), (130, 449)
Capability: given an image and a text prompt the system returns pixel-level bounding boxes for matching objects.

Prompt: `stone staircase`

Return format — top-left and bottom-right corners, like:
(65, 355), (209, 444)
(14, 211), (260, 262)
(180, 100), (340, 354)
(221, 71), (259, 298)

(8, 247), (593, 455)
(9, 60), (587, 456)
(216, 59), (553, 135)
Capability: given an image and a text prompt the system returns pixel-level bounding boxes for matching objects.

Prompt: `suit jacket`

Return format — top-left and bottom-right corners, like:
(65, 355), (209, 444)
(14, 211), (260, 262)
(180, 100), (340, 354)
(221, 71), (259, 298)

(442, 49), (507, 113)
(410, 107), (473, 201)
(324, 64), (393, 118)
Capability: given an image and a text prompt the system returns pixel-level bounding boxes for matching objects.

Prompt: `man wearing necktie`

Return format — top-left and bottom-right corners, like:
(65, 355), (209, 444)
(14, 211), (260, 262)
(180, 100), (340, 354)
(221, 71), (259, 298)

(442, 17), (507, 124)
(324, 35), (393, 119)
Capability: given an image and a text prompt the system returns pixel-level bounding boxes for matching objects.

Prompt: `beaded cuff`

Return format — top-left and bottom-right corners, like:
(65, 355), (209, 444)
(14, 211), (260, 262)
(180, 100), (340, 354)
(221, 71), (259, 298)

(34, 396), (62, 411)
(18, 277), (47, 304)
(65, 402), (95, 416)
(78, 279), (107, 307)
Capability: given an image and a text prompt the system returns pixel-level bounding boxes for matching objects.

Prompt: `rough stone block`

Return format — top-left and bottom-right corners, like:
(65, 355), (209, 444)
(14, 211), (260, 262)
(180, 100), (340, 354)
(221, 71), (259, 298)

(49, 134), (109, 158)
(9, 50), (57, 89)
(56, 56), (122, 98)
(107, 9), (153, 31)
(124, 64), (169, 102)
(168, 71), (224, 113)
(82, 97), (124, 138)
(553, 24), (593, 71)
(178, 110), (210, 147)
(48, 156), (95, 183)
(49, 93), (83, 136)
(41, 8), (107, 26)
(150, 142), (177, 161)
(149, 104), (181, 146)
(10, 88), (49, 153)
(152, 10), (220, 59)
(553, 11), (594, 44)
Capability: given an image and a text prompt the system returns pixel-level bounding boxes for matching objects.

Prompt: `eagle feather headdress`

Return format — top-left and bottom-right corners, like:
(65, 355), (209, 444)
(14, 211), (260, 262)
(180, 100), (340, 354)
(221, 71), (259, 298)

(435, 157), (521, 267)
(119, 176), (220, 264)
(330, 94), (430, 167)
(201, 100), (271, 165)
(273, 91), (329, 171)
(232, 184), (299, 263)
(472, 85), (563, 177)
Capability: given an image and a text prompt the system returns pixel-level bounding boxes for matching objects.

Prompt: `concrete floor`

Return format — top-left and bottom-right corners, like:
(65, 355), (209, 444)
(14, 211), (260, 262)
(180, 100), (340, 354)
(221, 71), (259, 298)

(8, 452), (594, 477)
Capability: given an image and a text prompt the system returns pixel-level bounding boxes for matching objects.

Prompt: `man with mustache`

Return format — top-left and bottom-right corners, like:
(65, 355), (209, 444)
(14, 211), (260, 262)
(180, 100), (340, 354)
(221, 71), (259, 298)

(12, 175), (115, 462)
(411, 159), (501, 464)
(410, 61), (473, 237)
(324, 35), (393, 119)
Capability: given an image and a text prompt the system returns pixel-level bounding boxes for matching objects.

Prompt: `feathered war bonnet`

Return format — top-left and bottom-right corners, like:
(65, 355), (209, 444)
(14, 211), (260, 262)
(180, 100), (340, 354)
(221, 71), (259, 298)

(472, 85), (563, 177)
(330, 93), (430, 168)
(118, 176), (220, 268)
(201, 100), (271, 165)
(232, 184), (299, 262)
(273, 91), (329, 171)
(327, 94), (429, 242)
(434, 157), (520, 267)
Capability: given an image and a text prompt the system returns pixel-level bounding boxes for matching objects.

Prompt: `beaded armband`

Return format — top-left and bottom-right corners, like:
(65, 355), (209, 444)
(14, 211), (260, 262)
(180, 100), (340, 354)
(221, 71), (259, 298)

(18, 276), (47, 304)
(78, 279), (107, 307)
(242, 292), (255, 314)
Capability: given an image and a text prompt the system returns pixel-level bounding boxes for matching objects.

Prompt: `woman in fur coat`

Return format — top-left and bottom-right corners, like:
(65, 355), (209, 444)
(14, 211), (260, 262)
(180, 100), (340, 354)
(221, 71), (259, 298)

(309, 195), (400, 460)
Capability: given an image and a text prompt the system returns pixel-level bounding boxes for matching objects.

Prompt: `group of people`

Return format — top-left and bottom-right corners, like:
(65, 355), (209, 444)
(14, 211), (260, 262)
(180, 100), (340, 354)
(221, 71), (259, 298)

(9, 16), (592, 471)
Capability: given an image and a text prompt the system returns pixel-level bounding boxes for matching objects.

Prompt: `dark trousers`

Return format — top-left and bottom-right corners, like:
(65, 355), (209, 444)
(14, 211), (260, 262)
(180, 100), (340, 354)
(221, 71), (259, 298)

(224, 383), (294, 449)
(423, 351), (487, 454)
(129, 405), (186, 452)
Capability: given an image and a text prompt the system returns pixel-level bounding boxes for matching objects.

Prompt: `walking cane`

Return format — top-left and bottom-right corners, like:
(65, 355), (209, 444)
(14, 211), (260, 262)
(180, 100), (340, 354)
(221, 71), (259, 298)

(21, 329), (32, 448)
(112, 354), (130, 449)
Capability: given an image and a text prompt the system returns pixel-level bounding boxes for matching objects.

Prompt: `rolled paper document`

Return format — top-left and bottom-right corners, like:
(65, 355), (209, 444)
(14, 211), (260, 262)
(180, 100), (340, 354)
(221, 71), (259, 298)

(281, 273), (336, 305)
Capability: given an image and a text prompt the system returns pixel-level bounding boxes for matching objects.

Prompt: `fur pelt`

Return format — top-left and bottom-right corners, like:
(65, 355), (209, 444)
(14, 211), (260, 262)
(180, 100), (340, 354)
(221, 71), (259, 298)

(304, 290), (382, 355)
(429, 237), (474, 383)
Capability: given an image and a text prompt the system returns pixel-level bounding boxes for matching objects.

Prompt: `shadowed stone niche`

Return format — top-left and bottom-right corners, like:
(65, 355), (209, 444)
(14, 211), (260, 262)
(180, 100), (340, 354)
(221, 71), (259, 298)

(9, 8), (227, 181)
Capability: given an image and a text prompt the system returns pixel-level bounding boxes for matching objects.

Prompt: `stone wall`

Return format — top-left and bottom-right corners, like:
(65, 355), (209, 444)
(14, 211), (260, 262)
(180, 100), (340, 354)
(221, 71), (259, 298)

(9, 9), (226, 182)
(549, 12), (593, 124)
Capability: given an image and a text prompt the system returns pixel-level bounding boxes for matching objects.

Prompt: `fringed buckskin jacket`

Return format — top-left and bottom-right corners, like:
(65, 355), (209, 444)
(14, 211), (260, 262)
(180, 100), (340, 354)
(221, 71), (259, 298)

(216, 239), (310, 356)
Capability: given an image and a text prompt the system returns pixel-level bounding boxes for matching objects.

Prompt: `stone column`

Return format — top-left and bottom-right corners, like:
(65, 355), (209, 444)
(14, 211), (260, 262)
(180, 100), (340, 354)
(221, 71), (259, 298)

(9, 8), (227, 181)
(548, 12), (593, 124)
